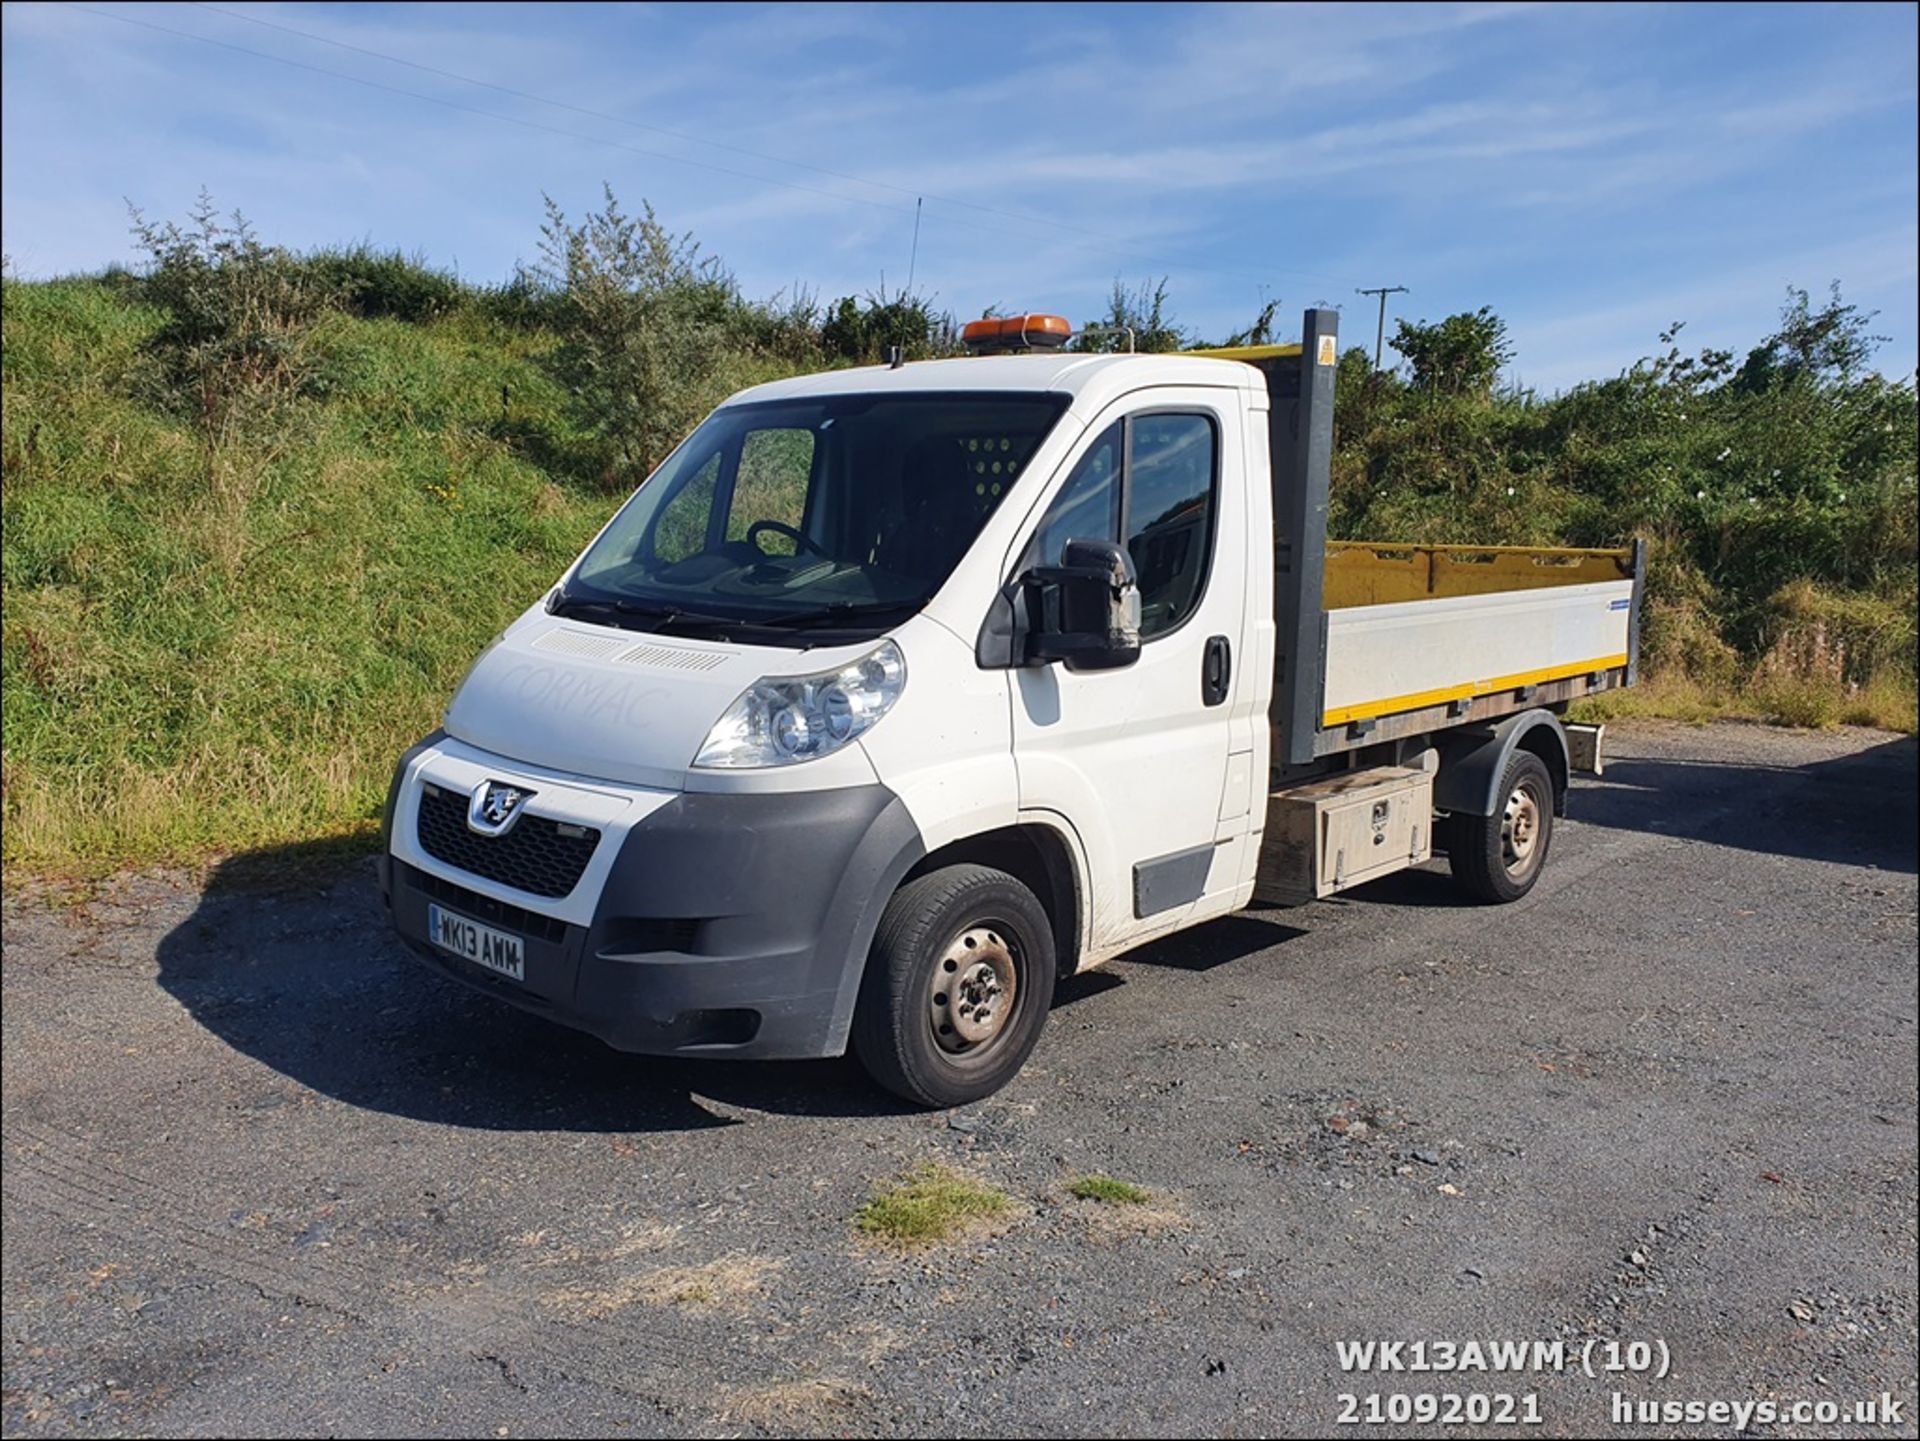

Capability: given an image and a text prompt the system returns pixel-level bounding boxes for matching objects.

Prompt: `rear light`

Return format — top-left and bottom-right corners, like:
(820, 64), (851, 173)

(961, 313), (1072, 354)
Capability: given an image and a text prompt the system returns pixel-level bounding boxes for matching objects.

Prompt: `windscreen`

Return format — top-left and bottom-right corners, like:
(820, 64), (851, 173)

(557, 392), (1070, 644)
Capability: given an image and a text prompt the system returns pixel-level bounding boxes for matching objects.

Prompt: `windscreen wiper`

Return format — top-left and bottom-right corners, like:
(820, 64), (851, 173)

(550, 592), (916, 645)
(745, 599), (922, 631)
(552, 592), (720, 624)
(548, 593), (656, 619)
(550, 592), (799, 640)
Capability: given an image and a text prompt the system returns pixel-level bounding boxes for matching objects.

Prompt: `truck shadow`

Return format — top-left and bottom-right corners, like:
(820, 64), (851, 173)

(154, 852), (912, 1134)
(1344, 734), (1918, 895)
(152, 849), (1279, 1135)
(1570, 733), (1916, 872)
(1116, 914), (1309, 970)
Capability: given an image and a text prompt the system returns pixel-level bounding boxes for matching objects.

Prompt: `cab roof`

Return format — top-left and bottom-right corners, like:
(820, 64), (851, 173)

(725, 350), (1267, 418)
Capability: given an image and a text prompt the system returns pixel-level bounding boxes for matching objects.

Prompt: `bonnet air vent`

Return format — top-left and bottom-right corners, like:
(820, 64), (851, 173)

(529, 626), (734, 671)
(533, 628), (627, 660)
(616, 642), (732, 673)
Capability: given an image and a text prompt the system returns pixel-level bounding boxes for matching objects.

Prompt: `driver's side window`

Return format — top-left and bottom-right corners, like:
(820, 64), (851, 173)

(1025, 422), (1121, 571)
(1021, 411), (1219, 642)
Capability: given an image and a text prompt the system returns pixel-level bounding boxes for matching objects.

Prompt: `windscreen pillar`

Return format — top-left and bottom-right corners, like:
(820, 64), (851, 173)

(1272, 307), (1338, 766)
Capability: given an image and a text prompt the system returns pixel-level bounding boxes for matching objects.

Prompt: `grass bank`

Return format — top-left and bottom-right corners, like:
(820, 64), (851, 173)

(3, 252), (1914, 879)
(2, 279), (617, 872)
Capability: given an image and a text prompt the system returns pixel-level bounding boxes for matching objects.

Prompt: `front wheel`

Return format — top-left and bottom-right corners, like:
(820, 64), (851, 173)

(1447, 750), (1556, 903)
(852, 864), (1055, 1108)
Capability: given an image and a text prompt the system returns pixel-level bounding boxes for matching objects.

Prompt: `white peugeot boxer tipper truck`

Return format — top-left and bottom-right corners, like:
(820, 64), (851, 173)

(380, 308), (1644, 1106)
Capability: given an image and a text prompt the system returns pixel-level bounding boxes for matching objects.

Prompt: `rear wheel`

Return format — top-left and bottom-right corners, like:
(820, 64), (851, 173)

(1447, 750), (1555, 903)
(852, 864), (1055, 1108)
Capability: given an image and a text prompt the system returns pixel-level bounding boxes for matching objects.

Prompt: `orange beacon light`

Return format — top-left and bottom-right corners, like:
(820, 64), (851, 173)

(960, 314), (1073, 355)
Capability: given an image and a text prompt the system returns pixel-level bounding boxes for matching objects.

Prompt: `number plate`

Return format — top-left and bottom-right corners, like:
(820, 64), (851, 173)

(426, 903), (525, 982)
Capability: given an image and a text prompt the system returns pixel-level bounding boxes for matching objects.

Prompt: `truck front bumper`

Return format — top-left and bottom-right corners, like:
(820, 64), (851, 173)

(380, 739), (923, 1060)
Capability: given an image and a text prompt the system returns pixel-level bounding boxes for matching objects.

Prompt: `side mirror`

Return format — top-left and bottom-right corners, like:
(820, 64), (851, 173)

(1022, 538), (1142, 670)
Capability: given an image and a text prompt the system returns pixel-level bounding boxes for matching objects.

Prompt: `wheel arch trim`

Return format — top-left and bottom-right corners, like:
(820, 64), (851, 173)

(1432, 708), (1570, 819)
(898, 812), (1090, 981)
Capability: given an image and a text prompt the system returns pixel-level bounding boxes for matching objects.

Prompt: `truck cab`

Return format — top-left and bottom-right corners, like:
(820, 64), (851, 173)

(380, 310), (1643, 1107)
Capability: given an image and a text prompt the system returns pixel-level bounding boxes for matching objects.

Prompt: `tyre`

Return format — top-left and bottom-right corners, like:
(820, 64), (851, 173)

(1447, 750), (1555, 904)
(852, 864), (1056, 1108)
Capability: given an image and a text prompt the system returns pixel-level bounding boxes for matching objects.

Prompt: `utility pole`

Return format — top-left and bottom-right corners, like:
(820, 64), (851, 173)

(1356, 285), (1408, 371)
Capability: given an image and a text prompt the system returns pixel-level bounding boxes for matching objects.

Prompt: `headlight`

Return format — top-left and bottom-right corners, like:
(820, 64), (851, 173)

(694, 641), (907, 768)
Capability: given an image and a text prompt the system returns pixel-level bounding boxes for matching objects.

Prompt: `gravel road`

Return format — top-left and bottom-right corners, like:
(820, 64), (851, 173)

(4, 721), (1916, 1438)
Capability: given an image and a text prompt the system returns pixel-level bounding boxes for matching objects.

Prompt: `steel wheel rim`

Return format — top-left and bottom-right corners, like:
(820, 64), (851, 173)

(1501, 777), (1546, 879)
(928, 924), (1020, 1061)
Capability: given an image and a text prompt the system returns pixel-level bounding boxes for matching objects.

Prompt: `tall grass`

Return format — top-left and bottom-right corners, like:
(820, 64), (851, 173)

(2, 278), (610, 870)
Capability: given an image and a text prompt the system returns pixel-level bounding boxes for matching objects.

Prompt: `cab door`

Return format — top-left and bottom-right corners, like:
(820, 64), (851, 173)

(1009, 389), (1256, 955)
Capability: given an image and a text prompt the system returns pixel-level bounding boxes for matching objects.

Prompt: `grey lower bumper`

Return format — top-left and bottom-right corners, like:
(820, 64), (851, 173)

(381, 777), (924, 1060)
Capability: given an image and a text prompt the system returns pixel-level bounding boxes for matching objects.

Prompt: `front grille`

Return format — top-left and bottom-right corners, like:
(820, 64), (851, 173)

(415, 784), (599, 899)
(398, 861), (570, 944)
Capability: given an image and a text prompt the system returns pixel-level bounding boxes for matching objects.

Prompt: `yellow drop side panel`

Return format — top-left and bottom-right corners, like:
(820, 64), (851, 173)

(1325, 541), (1635, 610)
(1184, 343), (1305, 363)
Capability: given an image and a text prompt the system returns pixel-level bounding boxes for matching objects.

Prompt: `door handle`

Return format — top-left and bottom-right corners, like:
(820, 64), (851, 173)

(1202, 634), (1231, 706)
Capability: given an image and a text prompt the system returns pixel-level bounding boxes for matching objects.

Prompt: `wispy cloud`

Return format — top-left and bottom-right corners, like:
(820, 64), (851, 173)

(3, 1), (1913, 380)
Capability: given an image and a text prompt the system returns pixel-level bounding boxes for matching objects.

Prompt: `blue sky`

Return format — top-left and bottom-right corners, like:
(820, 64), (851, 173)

(3, 1), (1915, 391)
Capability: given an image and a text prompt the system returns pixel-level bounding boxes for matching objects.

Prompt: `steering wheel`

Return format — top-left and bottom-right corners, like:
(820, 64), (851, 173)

(745, 519), (830, 560)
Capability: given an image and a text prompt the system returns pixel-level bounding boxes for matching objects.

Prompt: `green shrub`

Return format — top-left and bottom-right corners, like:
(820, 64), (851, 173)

(127, 192), (343, 440)
(1070, 276), (1188, 353)
(300, 244), (468, 323)
(536, 186), (747, 485)
(1391, 306), (1513, 396)
(819, 291), (953, 364)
